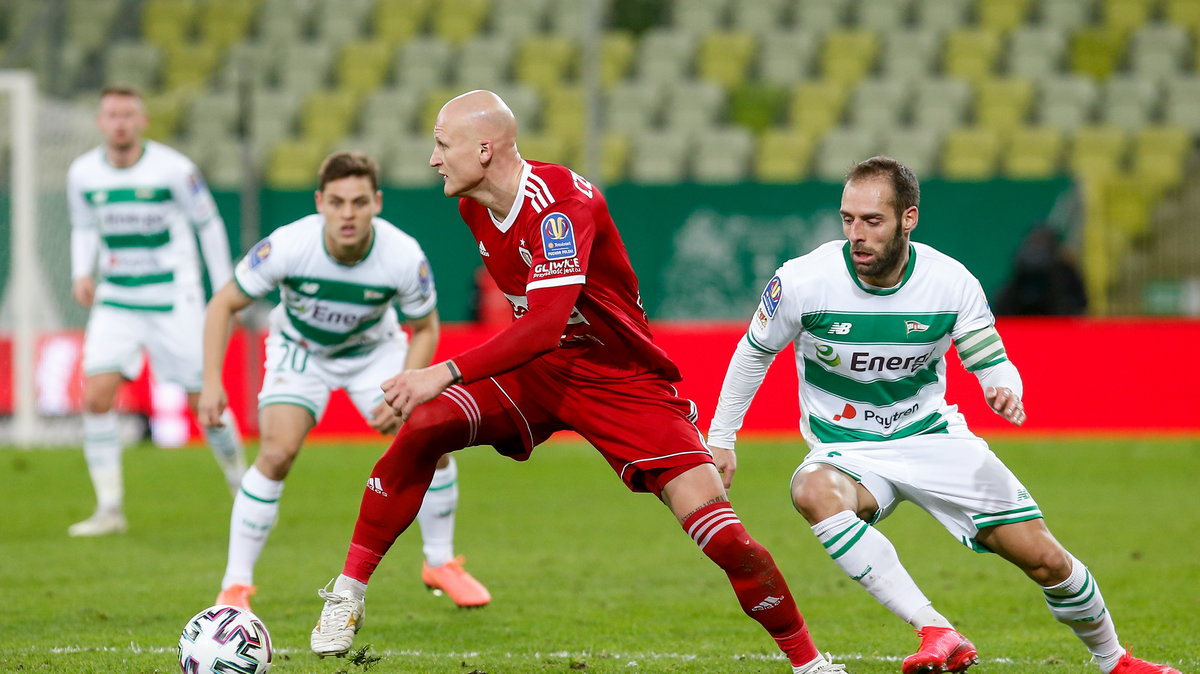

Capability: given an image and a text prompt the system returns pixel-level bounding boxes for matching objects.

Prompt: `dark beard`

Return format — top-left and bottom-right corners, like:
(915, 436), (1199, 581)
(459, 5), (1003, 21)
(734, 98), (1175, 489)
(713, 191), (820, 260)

(853, 224), (907, 280)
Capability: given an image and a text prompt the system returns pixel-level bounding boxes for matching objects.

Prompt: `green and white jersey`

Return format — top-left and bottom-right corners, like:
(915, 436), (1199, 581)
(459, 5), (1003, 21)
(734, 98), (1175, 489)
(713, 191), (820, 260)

(67, 140), (225, 311)
(743, 240), (999, 447)
(234, 214), (437, 359)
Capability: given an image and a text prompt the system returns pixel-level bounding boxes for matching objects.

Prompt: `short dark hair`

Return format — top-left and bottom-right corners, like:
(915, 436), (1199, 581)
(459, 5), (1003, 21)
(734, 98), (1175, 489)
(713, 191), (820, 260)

(846, 156), (920, 221)
(100, 85), (143, 100)
(318, 151), (380, 192)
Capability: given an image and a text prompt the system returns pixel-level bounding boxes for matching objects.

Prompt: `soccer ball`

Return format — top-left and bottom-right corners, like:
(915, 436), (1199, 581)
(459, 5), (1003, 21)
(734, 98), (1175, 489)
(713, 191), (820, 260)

(177, 605), (273, 673)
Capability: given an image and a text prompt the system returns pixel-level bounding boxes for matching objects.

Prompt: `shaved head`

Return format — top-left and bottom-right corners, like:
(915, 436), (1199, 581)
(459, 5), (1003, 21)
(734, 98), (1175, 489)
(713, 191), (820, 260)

(438, 90), (518, 154)
(431, 90), (524, 207)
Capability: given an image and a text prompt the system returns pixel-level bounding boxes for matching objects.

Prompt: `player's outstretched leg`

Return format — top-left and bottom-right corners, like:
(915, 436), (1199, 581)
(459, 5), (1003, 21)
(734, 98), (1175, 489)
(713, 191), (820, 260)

(311, 399), (473, 655)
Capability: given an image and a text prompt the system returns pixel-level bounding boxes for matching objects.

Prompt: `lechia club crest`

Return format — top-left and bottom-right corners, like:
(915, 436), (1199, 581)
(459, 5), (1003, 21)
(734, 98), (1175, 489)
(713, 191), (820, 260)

(540, 212), (577, 260)
(761, 276), (783, 317)
(248, 238), (272, 269)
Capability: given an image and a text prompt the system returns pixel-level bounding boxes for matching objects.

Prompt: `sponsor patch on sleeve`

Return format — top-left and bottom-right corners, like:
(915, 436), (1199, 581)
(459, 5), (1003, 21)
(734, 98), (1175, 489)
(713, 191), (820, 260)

(417, 259), (433, 297)
(540, 212), (577, 260)
(761, 276), (783, 317)
(188, 171), (207, 195)
(247, 238), (272, 269)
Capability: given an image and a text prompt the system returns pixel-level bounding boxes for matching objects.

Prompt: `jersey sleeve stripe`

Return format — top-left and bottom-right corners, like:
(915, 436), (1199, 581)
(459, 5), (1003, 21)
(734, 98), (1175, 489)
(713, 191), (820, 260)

(526, 275), (585, 291)
(744, 331), (778, 355)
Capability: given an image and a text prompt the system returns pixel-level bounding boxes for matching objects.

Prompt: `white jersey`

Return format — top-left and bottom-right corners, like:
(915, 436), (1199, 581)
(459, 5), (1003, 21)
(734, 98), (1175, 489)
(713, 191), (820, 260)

(234, 214), (437, 358)
(67, 140), (228, 311)
(715, 240), (998, 448)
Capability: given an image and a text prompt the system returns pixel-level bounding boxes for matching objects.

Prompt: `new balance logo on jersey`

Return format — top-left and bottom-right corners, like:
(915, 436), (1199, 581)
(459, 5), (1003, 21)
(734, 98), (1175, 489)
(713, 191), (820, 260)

(366, 477), (388, 497)
(478, 241), (489, 257)
(829, 322), (853, 335)
(751, 595), (784, 612)
(905, 320), (930, 335)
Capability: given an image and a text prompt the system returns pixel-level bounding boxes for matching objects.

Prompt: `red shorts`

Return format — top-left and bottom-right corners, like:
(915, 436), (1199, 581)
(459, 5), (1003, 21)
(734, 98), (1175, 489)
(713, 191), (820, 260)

(440, 357), (713, 495)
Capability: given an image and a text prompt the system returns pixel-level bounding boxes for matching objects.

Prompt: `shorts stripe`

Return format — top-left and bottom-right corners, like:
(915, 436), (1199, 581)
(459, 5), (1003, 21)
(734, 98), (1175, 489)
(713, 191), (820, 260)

(618, 450), (712, 485)
(441, 385), (480, 446)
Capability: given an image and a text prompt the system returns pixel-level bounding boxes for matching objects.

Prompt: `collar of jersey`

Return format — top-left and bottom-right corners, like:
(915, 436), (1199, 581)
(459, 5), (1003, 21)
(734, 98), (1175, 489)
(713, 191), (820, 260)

(841, 241), (916, 296)
(488, 161), (532, 233)
(101, 140), (149, 170)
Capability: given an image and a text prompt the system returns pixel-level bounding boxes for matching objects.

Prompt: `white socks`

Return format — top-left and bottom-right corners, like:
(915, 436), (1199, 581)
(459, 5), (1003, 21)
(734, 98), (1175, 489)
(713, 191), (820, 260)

(1042, 555), (1124, 672)
(333, 573), (367, 600)
(203, 409), (246, 494)
(82, 412), (123, 512)
(221, 465), (284, 589)
(812, 510), (951, 629)
(416, 456), (459, 567)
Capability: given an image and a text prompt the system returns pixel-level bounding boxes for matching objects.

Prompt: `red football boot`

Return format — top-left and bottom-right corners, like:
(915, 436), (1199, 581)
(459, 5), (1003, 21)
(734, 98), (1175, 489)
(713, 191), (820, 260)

(1110, 651), (1182, 674)
(901, 626), (979, 674)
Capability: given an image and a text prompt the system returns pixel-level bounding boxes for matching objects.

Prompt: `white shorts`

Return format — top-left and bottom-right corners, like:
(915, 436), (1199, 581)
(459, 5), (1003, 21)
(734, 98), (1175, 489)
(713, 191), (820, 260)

(795, 432), (1043, 552)
(257, 332), (407, 422)
(82, 296), (205, 390)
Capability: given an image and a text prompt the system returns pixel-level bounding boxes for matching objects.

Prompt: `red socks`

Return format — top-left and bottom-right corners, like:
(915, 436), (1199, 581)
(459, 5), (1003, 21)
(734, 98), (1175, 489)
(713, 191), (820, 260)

(683, 501), (819, 667)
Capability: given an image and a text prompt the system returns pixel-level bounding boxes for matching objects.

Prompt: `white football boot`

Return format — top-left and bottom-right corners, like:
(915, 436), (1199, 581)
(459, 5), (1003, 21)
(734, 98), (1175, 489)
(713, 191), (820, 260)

(794, 654), (849, 673)
(68, 508), (128, 537)
(311, 579), (365, 656)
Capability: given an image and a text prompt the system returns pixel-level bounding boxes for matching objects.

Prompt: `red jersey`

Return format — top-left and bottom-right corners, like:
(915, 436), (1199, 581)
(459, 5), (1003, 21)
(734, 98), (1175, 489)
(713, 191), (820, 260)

(459, 161), (680, 381)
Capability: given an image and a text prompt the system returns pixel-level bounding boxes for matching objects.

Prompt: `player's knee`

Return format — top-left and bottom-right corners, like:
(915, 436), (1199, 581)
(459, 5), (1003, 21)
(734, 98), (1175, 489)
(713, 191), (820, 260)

(394, 399), (470, 455)
(790, 466), (856, 524)
(82, 384), (115, 415)
(1028, 546), (1074, 586)
(253, 443), (296, 480)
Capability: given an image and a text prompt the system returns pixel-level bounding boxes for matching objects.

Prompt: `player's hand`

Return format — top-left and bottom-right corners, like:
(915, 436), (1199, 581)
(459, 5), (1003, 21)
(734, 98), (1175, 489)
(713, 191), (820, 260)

(72, 277), (95, 308)
(368, 400), (403, 435)
(197, 386), (227, 427)
(711, 446), (738, 491)
(381, 362), (456, 421)
(985, 386), (1026, 426)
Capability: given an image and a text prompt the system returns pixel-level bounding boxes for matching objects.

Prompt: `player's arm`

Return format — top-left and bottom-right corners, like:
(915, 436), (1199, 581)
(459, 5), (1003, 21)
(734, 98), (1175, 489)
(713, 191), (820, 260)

(198, 281), (254, 427)
(177, 164), (234, 291)
(956, 324), (1026, 426)
(402, 309), (440, 370)
(708, 336), (778, 489)
(67, 168), (99, 307)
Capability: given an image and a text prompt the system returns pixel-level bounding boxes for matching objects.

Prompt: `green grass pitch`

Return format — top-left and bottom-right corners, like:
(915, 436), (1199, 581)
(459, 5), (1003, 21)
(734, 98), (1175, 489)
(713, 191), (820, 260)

(1, 436), (1196, 673)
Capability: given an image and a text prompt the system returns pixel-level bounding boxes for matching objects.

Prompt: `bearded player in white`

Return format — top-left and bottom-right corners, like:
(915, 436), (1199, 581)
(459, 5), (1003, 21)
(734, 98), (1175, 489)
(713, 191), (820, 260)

(66, 86), (245, 537)
(199, 151), (489, 611)
(707, 157), (1179, 674)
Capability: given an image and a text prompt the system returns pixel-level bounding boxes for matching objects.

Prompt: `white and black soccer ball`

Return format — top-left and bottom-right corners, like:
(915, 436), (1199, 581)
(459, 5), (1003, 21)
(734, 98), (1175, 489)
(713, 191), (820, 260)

(178, 605), (273, 674)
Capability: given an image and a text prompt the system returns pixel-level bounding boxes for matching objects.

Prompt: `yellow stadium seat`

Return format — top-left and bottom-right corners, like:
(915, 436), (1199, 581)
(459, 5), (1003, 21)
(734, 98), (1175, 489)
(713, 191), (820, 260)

(1071, 28), (1127, 80)
(1103, 175), (1154, 239)
(755, 128), (816, 183)
(1101, 0), (1154, 37)
(197, 0), (256, 49)
(977, 0), (1032, 34)
(601, 32), (635, 89)
(820, 31), (878, 86)
(1002, 126), (1065, 178)
(419, 86), (462, 136)
(542, 86), (586, 147)
(300, 90), (363, 147)
(1135, 124), (1190, 161)
(944, 29), (1002, 82)
(141, 0), (196, 49)
(143, 90), (188, 141)
(337, 41), (394, 97)
(697, 30), (756, 89)
(941, 127), (1001, 179)
(975, 77), (1035, 135)
(1166, 0), (1200, 37)
(375, 0), (434, 44)
(266, 138), (330, 189)
(788, 80), (850, 138)
(601, 132), (630, 184)
(517, 133), (568, 165)
(431, 0), (490, 45)
(515, 35), (578, 93)
(1132, 149), (1184, 194)
(1068, 125), (1129, 179)
(162, 42), (220, 92)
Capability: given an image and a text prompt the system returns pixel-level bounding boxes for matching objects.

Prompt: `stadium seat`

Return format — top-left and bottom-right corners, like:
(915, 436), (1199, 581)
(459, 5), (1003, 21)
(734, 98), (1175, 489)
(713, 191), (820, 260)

(788, 79), (850, 137)
(910, 77), (972, 130)
(730, 0), (789, 35)
(183, 90), (239, 139)
(454, 35), (515, 88)
(940, 126), (1002, 179)
(975, 77), (1035, 135)
(604, 80), (665, 136)
(1068, 125), (1129, 179)
(977, 0), (1032, 34)
(820, 30), (878, 85)
(601, 32), (636, 89)
(1128, 22), (1189, 84)
(1037, 74), (1100, 131)
(515, 132), (569, 165)
(248, 88), (302, 156)
(815, 126), (880, 181)
(1163, 75), (1200, 132)
(489, 83), (540, 129)
(385, 132), (442, 186)
(847, 78), (909, 133)
(629, 129), (691, 184)
(1131, 124), (1190, 192)
(359, 87), (425, 140)
(143, 90), (187, 140)
(492, 0), (550, 36)
(755, 128), (816, 182)
(1165, 0), (1200, 38)
(912, 0), (973, 32)
(162, 42), (221, 91)
(635, 29), (697, 88)
(757, 28), (819, 85)
(671, 0), (731, 37)
(299, 89), (362, 147)
(944, 29), (1002, 83)
(216, 41), (275, 89)
(431, 0), (490, 45)
(601, 132), (631, 183)
(728, 83), (790, 133)
(697, 30), (756, 89)
(515, 34), (578, 93)
(277, 42), (334, 96)
(140, 0), (196, 50)
(66, 0), (123, 53)
(792, 0), (849, 33)
(541, 86), (585, 147)
(856, 0), (913, 33)
(198, 0), (256, 49)
(544, 0), (585, 38)
(1007, 27), (1068, 82)
(880, 127), (943, 178)
(1100, 76), (1160, 132)
(1071, 28), (1127, 80)
(1101, 0), (1155, 36)
(418, 86), (465, 134)
(266, 137), (330, 188)
(313, 0), (372, 45)
(395, 37), (454, 93)
(1002, 125), (1065, 178)
(1040, 0), (1098, 30)
(663, 80), (727, 135)
(693, 126), (755, 184)
(257, 0), (314, 47)
(879, 28), (942, 84)
(374, 0), (434, 44)
(105, 41), (163, 92)
(337, 41), (394, 97)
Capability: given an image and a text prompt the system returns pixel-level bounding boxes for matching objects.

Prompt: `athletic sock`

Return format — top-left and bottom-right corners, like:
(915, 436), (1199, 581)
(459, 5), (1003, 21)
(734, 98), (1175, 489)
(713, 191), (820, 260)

(221, 465), (283, 589)
(203, 409), (246, 494)
(416, 456), (458, 567)
(333, 573), (367, 601)
(82, 411), (123, 512)
(812, 510), (951, 629)
(683, 501), (819, 666)
(1042, 555), (1124, 672)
